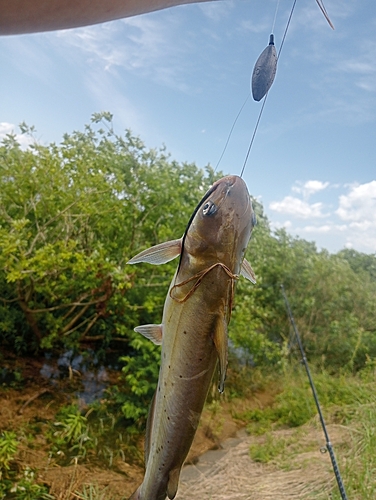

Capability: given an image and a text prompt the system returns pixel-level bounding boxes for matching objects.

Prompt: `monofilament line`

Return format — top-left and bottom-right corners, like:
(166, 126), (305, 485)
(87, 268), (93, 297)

(240, 0), (298, 178)
(214, 0), (280, 177)
(240, 96), (267, 178)
(278, 0), (298, 58)
(214, 92), (251, 175)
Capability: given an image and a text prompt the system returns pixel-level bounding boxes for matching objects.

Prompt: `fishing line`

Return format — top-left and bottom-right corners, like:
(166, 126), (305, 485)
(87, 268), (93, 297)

(280, 284), (349, 500)
(277, 0), (298, 59)
(240, 0), (298, 178)
(217, 0), (332, 179)
(213, 92), (251, 176)
(239, 96), (268, 178)
(214, 0), (281, 177)
(170, 262), (238, 304)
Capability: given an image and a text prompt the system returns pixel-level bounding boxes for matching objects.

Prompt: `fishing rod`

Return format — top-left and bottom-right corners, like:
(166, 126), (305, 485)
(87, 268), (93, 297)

(280, 284), (349, 500)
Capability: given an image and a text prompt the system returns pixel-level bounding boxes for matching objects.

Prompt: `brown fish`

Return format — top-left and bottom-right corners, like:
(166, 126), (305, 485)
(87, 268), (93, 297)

(128, 175), (256, 500)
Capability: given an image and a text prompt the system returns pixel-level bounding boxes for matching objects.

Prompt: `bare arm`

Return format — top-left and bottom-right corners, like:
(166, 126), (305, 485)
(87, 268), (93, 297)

(0, 0), (214, 35)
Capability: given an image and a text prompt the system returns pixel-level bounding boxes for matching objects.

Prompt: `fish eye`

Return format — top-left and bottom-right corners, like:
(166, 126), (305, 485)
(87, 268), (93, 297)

(202, 201), (217, 216)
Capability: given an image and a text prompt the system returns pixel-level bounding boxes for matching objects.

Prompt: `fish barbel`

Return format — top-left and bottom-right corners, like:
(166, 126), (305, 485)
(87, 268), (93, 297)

(128, 175), (256, 500)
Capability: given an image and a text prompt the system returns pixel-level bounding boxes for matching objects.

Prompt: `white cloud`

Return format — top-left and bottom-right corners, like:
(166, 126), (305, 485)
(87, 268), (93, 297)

(300, 223), (347, 234)
(349, 221), (373, 231)
(335, 181), (376, 251)
(341, 61), (375, 75)
(268, 180), (376, 253)
(345, 231), (376, 252)
(292, 180), (329, 198)
(0, 122), (15, 137)
(336, 181), (376, 223)
(269, 196), (327, 219)
(357, 80), (376, 93)
(238, 18), (270, 34)
(302, 224), (332, 233)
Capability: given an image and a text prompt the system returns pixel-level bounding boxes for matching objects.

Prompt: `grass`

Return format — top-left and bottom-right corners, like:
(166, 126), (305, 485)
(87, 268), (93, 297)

(2, 358), (375, 499)
(330, 403), (376, 500)
(74, 484), (111, 500)
(249, 432), (297, 464)
(243, 361), (376, 499)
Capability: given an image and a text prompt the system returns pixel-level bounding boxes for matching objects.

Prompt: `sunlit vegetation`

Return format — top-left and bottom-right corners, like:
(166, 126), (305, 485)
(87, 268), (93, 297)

(1, 113), (376, 498)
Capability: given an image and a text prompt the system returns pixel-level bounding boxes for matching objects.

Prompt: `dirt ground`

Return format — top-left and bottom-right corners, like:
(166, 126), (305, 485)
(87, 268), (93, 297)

(0, 353), (349, 499)
(0, 353), (272, 499)
(177, 423), (350, 499)
(0, 353), (141, 499)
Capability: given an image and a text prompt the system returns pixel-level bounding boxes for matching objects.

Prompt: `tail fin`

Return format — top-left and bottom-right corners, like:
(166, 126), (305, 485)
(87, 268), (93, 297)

(129, 485), (141, 500)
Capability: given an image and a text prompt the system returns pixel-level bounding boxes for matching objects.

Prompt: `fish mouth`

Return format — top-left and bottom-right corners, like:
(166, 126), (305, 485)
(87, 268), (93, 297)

(214, 175), (250, 218)
(212, 175), (237, 194)
(212, 178), (234, 211)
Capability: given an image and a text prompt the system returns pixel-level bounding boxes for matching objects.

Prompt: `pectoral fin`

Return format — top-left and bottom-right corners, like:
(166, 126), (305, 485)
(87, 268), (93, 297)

(241, 258), (257, 284)
(134, 324), (163, 345)
(167, 467), (182, 500)
(213, 318), (228, 394)
(127, 238), (182, 265)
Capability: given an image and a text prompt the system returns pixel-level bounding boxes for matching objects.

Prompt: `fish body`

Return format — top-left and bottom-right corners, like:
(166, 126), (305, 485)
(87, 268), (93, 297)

(128, 175), (256, 500)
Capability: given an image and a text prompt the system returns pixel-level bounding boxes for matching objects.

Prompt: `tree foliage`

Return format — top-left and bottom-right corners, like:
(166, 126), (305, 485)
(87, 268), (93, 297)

(0, 114), (215, 354)
(231, 207), (376, 372)
(1, 114), (376, 424)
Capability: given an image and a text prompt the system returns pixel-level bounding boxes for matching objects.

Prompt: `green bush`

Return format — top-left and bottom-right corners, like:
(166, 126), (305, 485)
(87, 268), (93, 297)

(0, 431), (18, 474)
(47, 402), (143, 466)
(0, 114), (217, 355)
(0, 433), (52, 500)
(48, 405), (92, 463)
(5, 468), (53, 500)
(1, 114), (376, 430)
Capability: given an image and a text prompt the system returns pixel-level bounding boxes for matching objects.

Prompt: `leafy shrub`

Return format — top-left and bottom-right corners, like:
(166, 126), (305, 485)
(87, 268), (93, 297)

(118, 332), (161, 425)
(0, 431), (18, 474)
(48, 405), (92, 463)
(0, 114), (216, 355)
(6, 468), (53, 500)
(0, 433), (52, 500)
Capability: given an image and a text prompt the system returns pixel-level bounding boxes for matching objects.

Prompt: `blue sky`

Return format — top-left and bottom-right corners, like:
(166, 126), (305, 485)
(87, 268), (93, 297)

(1, 0), (375, 254)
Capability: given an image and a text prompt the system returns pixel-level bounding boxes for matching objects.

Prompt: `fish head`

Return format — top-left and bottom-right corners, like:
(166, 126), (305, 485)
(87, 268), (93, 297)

(182, 175), (256, 274)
